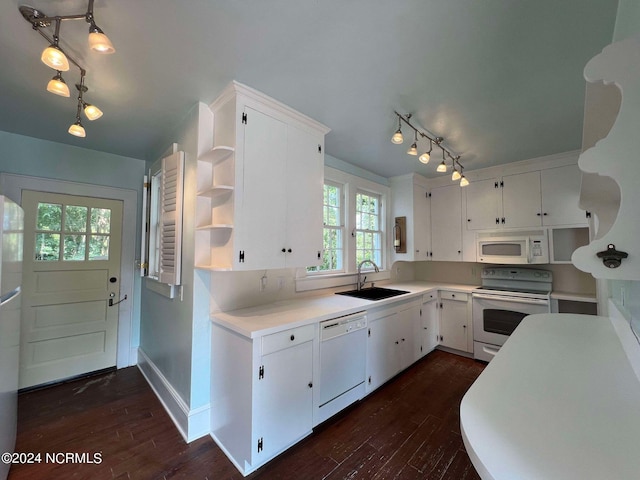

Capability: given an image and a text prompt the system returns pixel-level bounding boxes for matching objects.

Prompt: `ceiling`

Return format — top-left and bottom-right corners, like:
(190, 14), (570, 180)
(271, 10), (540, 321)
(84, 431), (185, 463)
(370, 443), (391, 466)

(0, 0), (619, 178)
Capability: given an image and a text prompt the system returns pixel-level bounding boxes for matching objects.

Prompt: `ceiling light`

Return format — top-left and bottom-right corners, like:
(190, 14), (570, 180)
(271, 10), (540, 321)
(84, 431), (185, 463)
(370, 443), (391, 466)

(68, 119), (86, 137)
(391, 117), (403, 144)
(83, 103), (103, 120)
(41, 44), (69, 71)
(407, 131), (418, 155)
(88, 24), (115, 54)
(419, 139), (433, 164)
(460, 175), (469, 187)
(19, 2), (114, 137)
(391, 112), (465, 184)
(47, 71), (70, 97)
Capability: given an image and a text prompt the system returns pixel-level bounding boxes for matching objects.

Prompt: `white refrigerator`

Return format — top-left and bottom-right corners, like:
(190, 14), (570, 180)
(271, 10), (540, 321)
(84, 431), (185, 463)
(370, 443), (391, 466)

(0, 196), (23, 480)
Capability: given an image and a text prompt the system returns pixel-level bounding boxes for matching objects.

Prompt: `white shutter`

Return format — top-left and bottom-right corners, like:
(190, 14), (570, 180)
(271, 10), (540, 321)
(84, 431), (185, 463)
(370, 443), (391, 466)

(140, 173), (149, 276)
(159, 151), (185, 285)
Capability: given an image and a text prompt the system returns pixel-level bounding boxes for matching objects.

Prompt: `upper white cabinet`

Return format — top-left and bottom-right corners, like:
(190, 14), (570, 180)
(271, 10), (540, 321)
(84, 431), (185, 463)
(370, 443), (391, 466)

(196, 81), (329, 271)
(541, 165), (589, 226)
(573, 37), (640, 280)
(465, 168), (587, 231)
(430, 184), (463, 261)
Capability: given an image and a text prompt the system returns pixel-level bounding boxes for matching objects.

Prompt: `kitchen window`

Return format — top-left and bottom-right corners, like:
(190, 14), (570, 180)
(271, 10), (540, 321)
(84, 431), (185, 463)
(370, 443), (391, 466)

(308, 181), (344, 273)
(355, 191), (383, 269)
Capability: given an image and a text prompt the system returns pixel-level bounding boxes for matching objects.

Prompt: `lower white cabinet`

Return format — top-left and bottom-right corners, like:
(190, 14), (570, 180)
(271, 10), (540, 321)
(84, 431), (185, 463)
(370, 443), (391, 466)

(210, 322), (315, 476)
(438, 291), (472, 352)
(366, 298), (422, 393)
(420, 292), (440, 356)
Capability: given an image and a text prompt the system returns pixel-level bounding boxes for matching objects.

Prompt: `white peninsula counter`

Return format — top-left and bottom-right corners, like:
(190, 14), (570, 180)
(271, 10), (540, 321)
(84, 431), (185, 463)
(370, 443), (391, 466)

(461, 312), (640, 480)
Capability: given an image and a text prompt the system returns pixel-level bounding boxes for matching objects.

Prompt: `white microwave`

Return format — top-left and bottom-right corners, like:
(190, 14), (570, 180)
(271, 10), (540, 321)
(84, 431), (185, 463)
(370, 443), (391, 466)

(477, 231), (549, 264)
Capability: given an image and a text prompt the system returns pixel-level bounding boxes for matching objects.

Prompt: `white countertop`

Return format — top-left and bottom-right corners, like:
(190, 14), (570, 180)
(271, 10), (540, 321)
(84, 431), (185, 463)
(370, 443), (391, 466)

(211, 281), (478, 338)
(460, 313), (640, 480)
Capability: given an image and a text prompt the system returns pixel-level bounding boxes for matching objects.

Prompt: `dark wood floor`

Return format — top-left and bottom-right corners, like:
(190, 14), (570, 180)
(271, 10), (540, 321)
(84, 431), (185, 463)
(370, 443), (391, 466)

(10, 350), (485, 480)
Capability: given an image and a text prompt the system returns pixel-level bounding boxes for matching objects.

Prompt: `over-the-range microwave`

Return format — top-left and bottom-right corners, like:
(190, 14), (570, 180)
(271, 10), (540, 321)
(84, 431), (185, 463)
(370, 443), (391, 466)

(477, 230), (549, 264)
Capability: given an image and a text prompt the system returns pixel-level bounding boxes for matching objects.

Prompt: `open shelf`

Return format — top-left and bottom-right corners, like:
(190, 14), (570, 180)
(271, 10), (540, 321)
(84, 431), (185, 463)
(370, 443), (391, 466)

(196, 184), (234, 198)
(196, 223), (234, 231)
(198, 145), (235, 165)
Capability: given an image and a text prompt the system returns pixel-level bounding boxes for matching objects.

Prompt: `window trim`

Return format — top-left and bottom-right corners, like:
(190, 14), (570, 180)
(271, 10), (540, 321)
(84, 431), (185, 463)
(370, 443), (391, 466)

(307, 179), (345, 275)
(354, 189), (384, 272)
(296, 166), (390, 292)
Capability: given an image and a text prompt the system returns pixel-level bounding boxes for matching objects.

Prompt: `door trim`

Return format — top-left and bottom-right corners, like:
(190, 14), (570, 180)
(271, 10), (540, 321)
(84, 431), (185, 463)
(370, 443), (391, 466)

(0, 173), (138, 369)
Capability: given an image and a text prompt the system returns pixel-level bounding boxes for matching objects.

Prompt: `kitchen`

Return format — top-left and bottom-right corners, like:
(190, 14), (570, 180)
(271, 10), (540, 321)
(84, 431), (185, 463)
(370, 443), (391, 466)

(1, 0), (639, 479)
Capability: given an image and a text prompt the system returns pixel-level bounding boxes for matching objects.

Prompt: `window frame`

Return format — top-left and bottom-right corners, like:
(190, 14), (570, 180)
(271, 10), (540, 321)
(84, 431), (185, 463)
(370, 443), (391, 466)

(354, 189), (384, 272)
(307, 180), (345, 275)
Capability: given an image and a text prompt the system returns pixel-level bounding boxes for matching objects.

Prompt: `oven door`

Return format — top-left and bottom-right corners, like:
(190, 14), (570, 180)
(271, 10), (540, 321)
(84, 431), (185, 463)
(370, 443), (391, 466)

(472, 292), (550, 348)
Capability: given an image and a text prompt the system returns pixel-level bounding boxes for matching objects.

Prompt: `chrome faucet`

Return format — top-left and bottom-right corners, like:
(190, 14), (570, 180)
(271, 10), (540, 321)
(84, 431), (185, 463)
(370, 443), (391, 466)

(357, 259), (380, 290)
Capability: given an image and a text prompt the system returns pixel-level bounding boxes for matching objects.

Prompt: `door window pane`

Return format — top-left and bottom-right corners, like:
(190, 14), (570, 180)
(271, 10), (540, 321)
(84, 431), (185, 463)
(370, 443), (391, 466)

(89, 235), (110, 260)
(35, 233), (60, 261)
(65, 205), (88, 232)
(63, 234), (86, 261)
(36, 203), (61, 231)
(90, 208), (111, 234)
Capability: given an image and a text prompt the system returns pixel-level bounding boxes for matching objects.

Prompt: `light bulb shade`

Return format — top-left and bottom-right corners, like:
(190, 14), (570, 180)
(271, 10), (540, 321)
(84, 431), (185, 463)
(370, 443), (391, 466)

(391, 129), (403, 144)
(407, 142), (418, 156)
(451, 170), (461, 181)
(68, 121), (86, 138)
(419, 152), (430, 164)
(437, 161), (447, 173)
(84, 103), (103, 121)
(46, 74), (70, 97)
(41, 45), (70, 71)
(460, 176), (469, 187)
(89, 31), (115, 54)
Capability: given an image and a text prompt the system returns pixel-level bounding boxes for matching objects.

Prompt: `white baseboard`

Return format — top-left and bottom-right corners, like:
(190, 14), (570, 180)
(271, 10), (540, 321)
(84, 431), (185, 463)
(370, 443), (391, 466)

(137, 348), (210, 443)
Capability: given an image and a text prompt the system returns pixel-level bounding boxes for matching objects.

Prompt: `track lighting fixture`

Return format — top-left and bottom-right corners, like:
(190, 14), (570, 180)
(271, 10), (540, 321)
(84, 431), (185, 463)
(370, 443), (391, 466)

(19, 0), (114, 138)
(391, 116), (404, 144)
(407, 130), (418, 155)
(419, 139), (433, 164)
(392, 111), (468, 186)
(46, 71), (70, 97)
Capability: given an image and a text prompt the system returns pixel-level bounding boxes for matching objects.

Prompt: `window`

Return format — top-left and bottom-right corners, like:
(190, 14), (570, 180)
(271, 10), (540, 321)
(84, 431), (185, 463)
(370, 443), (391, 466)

(308, 182), (344, 273)
(35, 201), (112, 262)
(355, 191), (383, 268)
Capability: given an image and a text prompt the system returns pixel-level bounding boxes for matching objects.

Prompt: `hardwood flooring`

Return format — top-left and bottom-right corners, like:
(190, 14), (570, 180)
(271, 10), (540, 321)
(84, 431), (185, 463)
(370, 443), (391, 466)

(10, 350), (485, 480)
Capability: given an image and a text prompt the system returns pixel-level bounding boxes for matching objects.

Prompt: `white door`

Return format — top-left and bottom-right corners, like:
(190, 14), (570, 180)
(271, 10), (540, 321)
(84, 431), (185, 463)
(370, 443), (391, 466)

(413, 184), (431, 260)
(439, 298), (468, 351)
(465, 178), (501, 230)
(541, 165), (587, 226)
(20, 191), (123, 389)
(501, 171), (542, 228)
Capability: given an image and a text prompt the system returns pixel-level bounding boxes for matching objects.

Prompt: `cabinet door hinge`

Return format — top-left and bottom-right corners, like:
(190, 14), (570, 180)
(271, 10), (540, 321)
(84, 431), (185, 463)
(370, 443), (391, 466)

(239, 250), (245, 263)
(368, 375), (372, 384)
(496, 217), (500, 225)
(257, 437), (263, 452)
(420, 345), (423, 352)
(500, 180), (504, 188)
(501, 217), (506, 224)
(586, 211), (592, 219)
(318, 144), (322, 153)
(258, 365), (264, 380)
(419, 308), (422, 317)
(368, 328), (371, 337)
(494, 181), (499, 188)
(317, 250), (321, 260)
(439, 302), (443, 309)
(242, 112), (247, 124)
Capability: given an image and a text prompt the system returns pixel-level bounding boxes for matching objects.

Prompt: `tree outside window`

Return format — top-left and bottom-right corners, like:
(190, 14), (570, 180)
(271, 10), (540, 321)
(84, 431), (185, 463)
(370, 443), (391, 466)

(308, 182), (344, 273)
(355, 191), (382, 268)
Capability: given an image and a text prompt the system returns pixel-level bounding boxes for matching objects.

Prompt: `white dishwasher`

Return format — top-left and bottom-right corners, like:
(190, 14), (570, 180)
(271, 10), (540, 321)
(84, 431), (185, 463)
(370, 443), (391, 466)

(317, 312), (367, 425)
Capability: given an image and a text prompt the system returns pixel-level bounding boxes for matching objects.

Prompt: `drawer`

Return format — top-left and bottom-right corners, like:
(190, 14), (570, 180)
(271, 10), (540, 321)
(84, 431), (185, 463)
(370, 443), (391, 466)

(422, 292), (437, 303)
(440, 291), (468, 302)
(262, 324), (315, 355)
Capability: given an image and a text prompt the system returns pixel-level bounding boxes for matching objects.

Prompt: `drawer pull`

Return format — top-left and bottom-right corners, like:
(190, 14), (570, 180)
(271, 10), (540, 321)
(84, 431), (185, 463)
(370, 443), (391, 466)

(290, 334), (295, 341)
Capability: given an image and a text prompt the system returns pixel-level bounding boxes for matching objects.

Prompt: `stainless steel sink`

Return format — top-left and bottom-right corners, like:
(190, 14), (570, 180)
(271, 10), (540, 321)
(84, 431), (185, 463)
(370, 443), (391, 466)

(335, 287), (410, 301)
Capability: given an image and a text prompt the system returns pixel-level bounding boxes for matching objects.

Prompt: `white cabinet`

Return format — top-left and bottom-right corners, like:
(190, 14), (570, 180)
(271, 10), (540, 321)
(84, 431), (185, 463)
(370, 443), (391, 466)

(465, 172), (541, 229)
(465, 168), (588, 231)
(540, 165), (588, 226)
(366, 298), (422, 393)
(210, 322), (315, 475)
(438, 291), (472, 352)
(419, 292), (439, 356)
(196, 81), (329, 271)
(430, 184), (463, 261)
(389, 175), (431, 261)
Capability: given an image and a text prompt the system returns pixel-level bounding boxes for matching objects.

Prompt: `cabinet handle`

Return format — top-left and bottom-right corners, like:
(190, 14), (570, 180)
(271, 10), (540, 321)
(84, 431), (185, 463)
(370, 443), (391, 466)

(290, 334), (295, 341)
(308, 382), (313, 388)
(452, 294), (455, 298)
(537, 213), (541, 216)
(281, 248), (286, 253)
(543, 212), (548, 216)
(395, 341), (399, 345)
(401, 338), (405, 342)
(467, 218), (471, 222)
(463, 325), (466, 329)
(287, 248), (292, 253)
